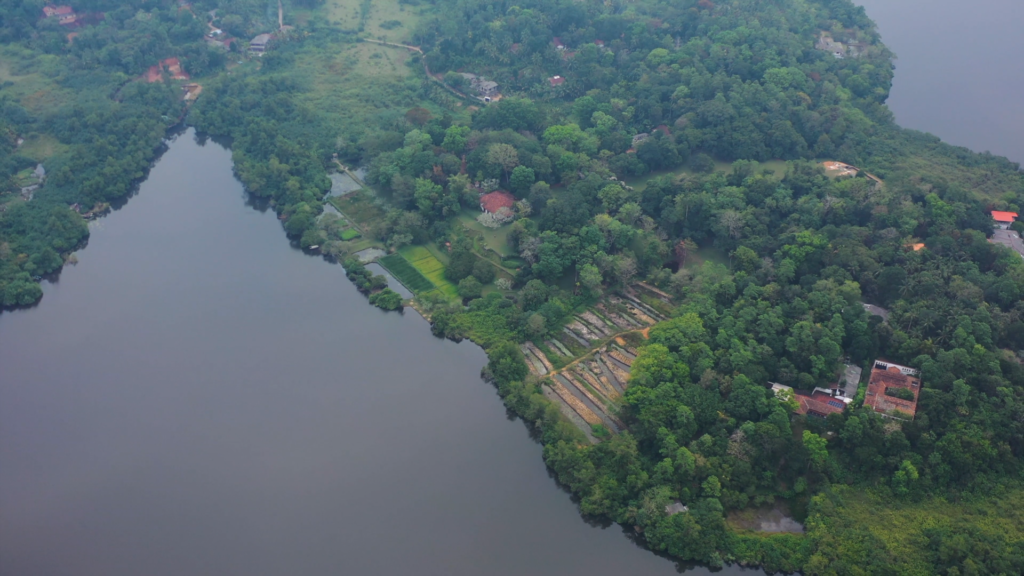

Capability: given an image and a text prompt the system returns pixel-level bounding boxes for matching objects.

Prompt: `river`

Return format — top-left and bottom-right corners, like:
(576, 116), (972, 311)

(0, 131), (767, 575)
(857, 0), (1024, 163)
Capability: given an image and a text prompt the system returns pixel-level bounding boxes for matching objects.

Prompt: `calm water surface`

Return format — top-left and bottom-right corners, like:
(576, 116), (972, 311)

(0, 131), (765, 575)
(858, 0), (1024, 163)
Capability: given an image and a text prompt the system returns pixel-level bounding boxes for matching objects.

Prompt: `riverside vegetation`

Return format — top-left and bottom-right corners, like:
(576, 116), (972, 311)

(3, 0), (1024, 573)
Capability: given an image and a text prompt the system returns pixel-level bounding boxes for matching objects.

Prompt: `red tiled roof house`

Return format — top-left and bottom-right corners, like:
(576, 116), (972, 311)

(864, 360), (921, 420)
(480, 191), (515, 213)
(772, 383), (849, 418)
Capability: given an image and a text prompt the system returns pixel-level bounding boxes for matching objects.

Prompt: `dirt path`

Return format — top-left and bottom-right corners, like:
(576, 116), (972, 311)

(547, 327), (647, 380)
(333, 159), (368, 188)
(361, 38), (423, 54)
(360, 39), (483, 104)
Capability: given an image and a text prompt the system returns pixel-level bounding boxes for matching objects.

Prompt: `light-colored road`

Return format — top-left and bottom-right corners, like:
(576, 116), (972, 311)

(991, 229), (1024, 259)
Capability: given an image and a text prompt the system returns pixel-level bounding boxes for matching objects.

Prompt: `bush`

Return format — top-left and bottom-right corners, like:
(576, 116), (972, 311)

(369, 288), (403, 310)
(458, 276), (483, 299)
(473, 259), (496, 283)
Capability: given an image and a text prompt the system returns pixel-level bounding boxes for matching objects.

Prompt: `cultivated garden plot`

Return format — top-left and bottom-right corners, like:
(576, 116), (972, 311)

(526, 286), (672, 440)
(378, 253), (434, 294)
(399, 245), (459, 298)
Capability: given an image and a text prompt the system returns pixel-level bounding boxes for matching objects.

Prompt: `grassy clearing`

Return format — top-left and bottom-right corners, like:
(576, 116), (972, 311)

(681, 246), (730, 270)
(331, 191), (385, 230)
(17, 134), (66, 162)
(379, 252), (434, 293)
(457, 209), (515, 256)
(325, 0), (423, 44)
(400, 244), (460, 298)
(0, 47), (75, 115)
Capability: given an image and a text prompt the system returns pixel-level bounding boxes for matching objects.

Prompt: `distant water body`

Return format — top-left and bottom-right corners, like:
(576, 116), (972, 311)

(0, 131), (764, 575)
(858, 0), (1024, 163)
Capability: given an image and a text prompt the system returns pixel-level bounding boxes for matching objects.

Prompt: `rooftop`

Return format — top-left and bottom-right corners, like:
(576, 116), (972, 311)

(144, 58), (189, 83)
(992, 211), (1018, 222)
(799, 390), (849, 418)
(480, 191), (515, 214)
(549, 75), (565, 87)
(864, 360), (921, 420)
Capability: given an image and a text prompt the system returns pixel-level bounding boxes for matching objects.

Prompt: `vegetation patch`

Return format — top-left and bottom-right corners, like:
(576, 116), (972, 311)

(457, 209), (516, 256)
(379, 252), (434, 293)
(400, 245), (459, 298)
(332, 193), (386, 230)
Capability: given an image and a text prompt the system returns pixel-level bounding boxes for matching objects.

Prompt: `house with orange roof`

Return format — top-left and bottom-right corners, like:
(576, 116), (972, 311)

(864, 360), (921, 420)
(480, 191), (515, 214)
(992, 211), (1018, 230)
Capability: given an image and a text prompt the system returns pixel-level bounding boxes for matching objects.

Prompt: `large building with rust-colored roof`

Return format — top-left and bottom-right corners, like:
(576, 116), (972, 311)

(864, 360), (921, 420)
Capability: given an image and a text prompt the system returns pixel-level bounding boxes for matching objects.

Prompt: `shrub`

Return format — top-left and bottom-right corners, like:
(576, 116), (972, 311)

(369, 288), (403, 310)
(458, 276), (483, 299)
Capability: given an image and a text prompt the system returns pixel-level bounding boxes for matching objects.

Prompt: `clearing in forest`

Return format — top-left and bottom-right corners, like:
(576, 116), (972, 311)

(457, 208), (517, 257)
(326, 0), (422, 44)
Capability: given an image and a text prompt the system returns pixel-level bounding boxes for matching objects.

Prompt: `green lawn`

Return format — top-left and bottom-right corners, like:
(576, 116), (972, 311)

(682, 246), (730, 270)
(400, 245), (460, 298)
(457, 209), (515, 257)
(378, 253), (434, 293)
(326, 0), (423, 43)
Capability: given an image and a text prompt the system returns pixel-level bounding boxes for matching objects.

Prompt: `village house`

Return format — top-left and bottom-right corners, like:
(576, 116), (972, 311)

(480, 190), (515, 214)
(816, 32), (845, 58)
(249, 33), (273, 54)
(992, 210), (1018, 230)
(549, 75), (565, 87)
(632, 133), (650, 146)
(772, 383), (850, 419)
(552, 37), (566, 50)
(457, 73), (499, 99)
(864, 360), (921, 420)
(42, 5), (76, 25)
(145, 58), (189, 83)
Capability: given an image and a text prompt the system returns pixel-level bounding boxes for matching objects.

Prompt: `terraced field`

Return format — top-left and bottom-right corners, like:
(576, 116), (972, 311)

(379, 253), (434, 293)
(399, 245), (460, 298)
(526, 285), (675, 441)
